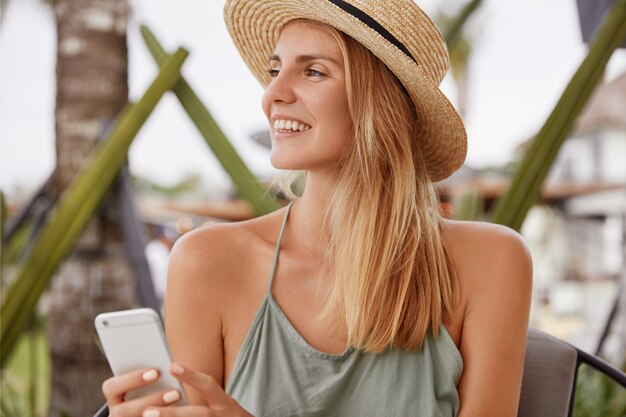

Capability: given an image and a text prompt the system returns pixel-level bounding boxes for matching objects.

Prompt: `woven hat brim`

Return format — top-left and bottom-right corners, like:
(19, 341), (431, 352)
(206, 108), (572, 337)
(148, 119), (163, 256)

(224, 0), (467, 181)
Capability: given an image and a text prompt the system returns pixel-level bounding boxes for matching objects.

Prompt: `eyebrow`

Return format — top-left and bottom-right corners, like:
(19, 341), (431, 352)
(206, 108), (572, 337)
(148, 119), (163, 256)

(269, 54), (341, 66)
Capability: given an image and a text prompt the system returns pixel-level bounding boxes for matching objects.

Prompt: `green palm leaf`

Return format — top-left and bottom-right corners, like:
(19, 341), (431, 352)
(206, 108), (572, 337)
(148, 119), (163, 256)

(141, 25), (279, 215)
(0, 49), (189, 368)
(491, 0), (626, 230)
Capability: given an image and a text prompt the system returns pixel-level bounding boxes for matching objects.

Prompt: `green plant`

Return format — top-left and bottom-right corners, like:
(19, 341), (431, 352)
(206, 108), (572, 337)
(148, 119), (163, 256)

(574, 364), (626, 417)
(453, 188), (484, 221)
(442, 0), (483, 51)
(0, 49), (189, 368)
(140, 25), (279, 216)
(1, 220), (32, 273)
(491, 0), (626, 230)
(0, 316), (49, 417)
(1, 191), (6, 243)
(0, 376), (23, 417)
(132, 173), (205, 197)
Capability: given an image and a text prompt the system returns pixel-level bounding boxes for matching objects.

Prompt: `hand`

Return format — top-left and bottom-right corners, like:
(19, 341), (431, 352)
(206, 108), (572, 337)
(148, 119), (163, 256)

(141, 363), (254, 417)
(102, 368), (184, 416)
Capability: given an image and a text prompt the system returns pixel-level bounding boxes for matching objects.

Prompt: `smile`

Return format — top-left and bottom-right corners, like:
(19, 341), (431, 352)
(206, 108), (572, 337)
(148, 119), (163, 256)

(273, 119), (312, 132)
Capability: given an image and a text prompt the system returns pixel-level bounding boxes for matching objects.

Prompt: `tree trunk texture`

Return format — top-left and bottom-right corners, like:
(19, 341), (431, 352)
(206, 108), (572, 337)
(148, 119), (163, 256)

(46, 1), (137, 416)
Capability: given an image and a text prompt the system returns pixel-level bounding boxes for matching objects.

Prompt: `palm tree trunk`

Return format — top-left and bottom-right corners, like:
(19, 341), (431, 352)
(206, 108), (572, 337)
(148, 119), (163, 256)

(46, 0), (137, 415)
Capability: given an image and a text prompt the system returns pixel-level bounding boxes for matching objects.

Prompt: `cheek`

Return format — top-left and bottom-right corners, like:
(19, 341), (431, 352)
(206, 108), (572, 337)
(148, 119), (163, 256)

(261, 93), (271, 120)
(321, 95), (351, 141)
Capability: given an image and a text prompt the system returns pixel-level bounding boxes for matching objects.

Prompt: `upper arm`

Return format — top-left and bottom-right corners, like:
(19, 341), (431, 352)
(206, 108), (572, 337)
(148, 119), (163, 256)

(164, 225), (234, 405)
(454, 224), (533, 417)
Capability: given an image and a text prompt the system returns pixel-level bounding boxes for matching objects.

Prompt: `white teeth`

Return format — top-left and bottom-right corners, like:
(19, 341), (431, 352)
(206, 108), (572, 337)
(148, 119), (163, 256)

(273, 119), (311, 132)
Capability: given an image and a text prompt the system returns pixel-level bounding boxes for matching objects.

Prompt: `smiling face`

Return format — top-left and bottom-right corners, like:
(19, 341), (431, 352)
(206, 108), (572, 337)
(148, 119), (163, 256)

(261, 21), (351, 172)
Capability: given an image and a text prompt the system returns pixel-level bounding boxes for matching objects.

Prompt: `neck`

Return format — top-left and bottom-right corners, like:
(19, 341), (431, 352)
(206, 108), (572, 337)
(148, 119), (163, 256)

(289, 169), (338, 257)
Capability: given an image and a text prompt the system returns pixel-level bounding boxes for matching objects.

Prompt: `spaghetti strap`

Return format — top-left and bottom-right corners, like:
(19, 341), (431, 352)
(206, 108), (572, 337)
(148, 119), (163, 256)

(267, 201), (295, 293)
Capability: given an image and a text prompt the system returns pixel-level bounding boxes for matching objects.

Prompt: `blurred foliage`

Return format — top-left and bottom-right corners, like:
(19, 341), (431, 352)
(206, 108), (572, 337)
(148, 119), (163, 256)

(0, 49), (189, 368)
(141, 25), (279, 216)
(1, 221), (30, 269)
(0, 316), (49, 417)
(441, 0), (482, 51)
(132, 173), (204, 197)
(289, 172), (307, 198)
(574, 364), (626, 417)
(436, 0), (482, 117)
(0, 191), (33, 287)
(453, 189), (485, 221)
(0, 379), (23, 417)
(448, 32), (472, 86)
(491, 0), (626, 230)
(1, 191), (6, 243)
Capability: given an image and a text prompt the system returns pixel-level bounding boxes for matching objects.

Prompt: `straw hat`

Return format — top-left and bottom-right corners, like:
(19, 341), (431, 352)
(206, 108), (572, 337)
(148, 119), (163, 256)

(224, 0), (467, 181)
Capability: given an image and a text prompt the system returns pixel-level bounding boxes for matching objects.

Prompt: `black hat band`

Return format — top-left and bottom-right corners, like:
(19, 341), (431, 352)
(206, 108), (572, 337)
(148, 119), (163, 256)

(326, 0), (418, 65)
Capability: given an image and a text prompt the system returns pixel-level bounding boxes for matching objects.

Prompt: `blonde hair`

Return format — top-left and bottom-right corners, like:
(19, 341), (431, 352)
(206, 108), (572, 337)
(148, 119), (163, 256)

(279, 20), (458, 353)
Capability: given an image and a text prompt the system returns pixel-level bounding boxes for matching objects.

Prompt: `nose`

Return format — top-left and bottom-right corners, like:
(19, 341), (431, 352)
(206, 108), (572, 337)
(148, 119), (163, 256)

(263, 70), (297, 106)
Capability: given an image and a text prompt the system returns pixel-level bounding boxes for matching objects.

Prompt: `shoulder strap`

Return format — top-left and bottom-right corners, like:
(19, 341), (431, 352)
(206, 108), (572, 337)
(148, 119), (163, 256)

(267, 201), (295, 293)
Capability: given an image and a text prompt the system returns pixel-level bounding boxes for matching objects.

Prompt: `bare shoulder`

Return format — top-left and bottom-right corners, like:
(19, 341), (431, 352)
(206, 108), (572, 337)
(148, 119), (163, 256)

(441, 219), (530, 256)
(164, 208), (287, 393)
(441, 219), (532, 291)
(169, 220), (259, 282)
(166, 208), (286, 302)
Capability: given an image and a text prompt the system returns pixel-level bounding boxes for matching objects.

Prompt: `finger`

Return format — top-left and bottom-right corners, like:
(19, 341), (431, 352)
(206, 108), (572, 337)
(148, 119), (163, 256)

(142, 406), (213, 417)
(110, 388), (183, 417)
(170, 363), (229, 407)
(102, 368), (161, 405)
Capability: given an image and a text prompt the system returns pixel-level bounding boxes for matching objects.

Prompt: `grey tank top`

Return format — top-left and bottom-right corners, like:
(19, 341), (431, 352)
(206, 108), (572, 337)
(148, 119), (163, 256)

(225, 202), (463, 416)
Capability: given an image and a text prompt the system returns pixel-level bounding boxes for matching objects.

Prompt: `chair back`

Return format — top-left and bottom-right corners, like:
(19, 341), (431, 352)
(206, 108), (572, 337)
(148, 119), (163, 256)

(517, 328), (578, 417)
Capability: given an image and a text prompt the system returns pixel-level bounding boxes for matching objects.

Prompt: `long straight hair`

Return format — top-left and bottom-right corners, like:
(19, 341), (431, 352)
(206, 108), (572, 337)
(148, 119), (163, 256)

(282, 20), (458, 353)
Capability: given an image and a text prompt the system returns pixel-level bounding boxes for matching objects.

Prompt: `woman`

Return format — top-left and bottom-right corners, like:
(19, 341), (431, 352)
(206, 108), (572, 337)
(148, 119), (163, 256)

(102, 1), (532, 416)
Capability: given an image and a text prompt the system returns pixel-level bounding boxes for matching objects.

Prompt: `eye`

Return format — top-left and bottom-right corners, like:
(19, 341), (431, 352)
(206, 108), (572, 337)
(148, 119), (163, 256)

(266, 68), (280, 78)
(305, 68), (326, 78)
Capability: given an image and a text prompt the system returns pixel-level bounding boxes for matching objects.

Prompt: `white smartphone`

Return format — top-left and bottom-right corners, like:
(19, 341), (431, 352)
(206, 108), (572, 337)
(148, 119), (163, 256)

(95, 308), (187, 404)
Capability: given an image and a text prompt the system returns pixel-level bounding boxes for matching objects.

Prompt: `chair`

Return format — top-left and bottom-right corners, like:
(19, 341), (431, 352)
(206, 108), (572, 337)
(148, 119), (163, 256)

(517, 327), (625, 417)
(92, 327), (626, 417)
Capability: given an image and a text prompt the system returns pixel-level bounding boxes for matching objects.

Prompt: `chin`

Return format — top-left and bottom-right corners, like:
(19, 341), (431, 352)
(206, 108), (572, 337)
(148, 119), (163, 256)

(270, 158), (305, 171)
(270, 150), (341, 172)
(270, 152), (306, 170)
